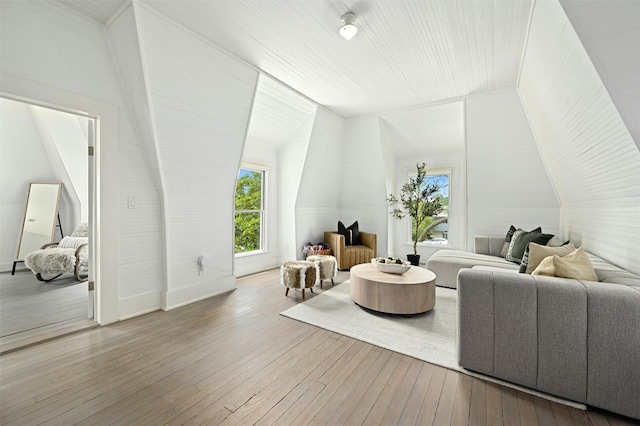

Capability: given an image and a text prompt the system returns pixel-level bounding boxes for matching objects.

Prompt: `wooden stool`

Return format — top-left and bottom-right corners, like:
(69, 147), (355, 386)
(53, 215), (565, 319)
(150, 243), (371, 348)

(306, 255), (337, 289)
(281, 260), (317, 300)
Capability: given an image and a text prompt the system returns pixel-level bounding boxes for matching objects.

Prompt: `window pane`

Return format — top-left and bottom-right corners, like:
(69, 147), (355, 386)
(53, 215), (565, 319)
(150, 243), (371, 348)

(235, 169), (262, 210)
(235, 212), (261, 253)
(413, 174), (449, 244)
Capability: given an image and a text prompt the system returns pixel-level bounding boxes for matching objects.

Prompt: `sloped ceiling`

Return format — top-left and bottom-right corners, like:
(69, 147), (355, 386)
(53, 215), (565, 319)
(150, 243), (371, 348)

(245, 75), (317, 150)
(59, 0), (638, 146)
(560, 0), (640, 149)
(59, 0), (532, 118)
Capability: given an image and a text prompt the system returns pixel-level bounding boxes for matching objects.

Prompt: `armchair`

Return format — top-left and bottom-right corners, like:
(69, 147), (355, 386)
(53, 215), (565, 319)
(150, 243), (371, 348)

(324, 231), (377, 270)
(24, 223), (89, 282)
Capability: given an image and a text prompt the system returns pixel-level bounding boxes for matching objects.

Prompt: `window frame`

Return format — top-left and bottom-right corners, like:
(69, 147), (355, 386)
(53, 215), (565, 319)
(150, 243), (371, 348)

(407, 168), (451, 248)
(234, 165), (267, 257)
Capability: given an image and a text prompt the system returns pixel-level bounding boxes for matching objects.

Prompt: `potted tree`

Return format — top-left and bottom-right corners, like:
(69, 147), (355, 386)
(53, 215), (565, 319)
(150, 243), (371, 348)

(387, 162), (444, 266)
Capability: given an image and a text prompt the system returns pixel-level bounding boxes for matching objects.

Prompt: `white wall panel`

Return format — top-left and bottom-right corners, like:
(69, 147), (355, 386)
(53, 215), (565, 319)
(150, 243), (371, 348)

(296, 108), (344, 255)
(278, 113), (316, 261)
(340, 116), (388, 256)
(135, 5), (259, 307)
(519, 0), (640, 275)
(467, 89), (560, 248)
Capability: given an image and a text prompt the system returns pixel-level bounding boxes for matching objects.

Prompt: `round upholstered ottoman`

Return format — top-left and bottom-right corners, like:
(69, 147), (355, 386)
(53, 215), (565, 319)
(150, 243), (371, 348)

(306, 255), (337, 289)
(281, 260), (317, 300)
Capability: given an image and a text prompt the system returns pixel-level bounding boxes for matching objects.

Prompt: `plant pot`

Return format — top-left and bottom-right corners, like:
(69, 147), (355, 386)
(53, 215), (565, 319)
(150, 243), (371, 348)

(407, 254), (421, 266)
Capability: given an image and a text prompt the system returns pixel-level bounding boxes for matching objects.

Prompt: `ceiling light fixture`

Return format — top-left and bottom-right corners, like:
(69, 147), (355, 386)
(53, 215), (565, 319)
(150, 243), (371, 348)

(339, 12), (358, 40)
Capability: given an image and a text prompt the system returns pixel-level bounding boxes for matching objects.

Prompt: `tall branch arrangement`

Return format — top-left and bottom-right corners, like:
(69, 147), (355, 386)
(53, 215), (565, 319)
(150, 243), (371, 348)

(387, 163), (444, 255)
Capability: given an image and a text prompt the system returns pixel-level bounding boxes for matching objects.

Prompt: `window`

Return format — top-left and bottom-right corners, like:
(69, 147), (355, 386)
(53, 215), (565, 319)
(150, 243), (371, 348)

(412, 173), (449, 245)
(234, 167), (265, 254)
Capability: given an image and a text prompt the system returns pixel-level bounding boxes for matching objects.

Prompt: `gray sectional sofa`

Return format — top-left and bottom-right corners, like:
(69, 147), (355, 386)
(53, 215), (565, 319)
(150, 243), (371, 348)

(427, 236), (640, 420)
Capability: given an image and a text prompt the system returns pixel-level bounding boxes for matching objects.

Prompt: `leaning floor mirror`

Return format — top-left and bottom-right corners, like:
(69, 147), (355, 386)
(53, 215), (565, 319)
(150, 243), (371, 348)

(13, 182), (62, 274)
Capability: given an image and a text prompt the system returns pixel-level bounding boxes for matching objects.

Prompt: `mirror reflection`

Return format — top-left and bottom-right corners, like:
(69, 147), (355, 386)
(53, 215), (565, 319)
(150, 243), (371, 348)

(16, 183), (62, 260)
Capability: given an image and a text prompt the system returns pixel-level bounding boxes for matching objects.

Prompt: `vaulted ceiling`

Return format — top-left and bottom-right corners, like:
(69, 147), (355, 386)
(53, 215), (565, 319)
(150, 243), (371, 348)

(59, 0), (638, 148)
(60, 0), (532, 118)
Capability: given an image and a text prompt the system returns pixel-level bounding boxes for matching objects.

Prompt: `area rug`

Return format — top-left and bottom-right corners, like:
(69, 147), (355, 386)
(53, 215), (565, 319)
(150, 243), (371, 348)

(280, 280), (586, 410)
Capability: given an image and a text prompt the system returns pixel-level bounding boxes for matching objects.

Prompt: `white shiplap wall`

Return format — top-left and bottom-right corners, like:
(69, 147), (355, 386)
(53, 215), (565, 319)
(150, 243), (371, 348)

(466, 88), (560, 248)
(340, 116), (389, 256)
(519, 0), (640, 275)
(278, 113), (316, 261)
(296, 107), (345, 257)
(106, 4), (166, 313)
(0, 1), (163, 319)
(135, 5), (259, 308)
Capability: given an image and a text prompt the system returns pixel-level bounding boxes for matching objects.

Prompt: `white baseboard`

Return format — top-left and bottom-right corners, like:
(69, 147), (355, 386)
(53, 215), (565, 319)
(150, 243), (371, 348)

(119, 291), (162, 320)
(163, 275), (236, 311)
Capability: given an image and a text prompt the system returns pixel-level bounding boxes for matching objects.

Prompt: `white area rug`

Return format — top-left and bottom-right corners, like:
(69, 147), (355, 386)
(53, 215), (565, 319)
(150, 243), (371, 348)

(280, 280), (586, 410)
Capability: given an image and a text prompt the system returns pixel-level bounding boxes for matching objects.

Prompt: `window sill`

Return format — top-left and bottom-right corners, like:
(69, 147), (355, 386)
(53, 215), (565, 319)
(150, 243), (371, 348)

(235, 249), (267, 258)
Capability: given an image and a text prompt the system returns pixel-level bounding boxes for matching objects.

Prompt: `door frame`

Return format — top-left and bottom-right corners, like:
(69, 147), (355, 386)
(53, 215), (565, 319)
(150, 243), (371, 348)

(1, 76), (119, 324)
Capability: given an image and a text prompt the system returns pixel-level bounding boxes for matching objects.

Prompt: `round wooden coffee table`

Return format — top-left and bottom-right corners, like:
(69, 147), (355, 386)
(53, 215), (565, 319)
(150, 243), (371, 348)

(350, 263), (437, 315)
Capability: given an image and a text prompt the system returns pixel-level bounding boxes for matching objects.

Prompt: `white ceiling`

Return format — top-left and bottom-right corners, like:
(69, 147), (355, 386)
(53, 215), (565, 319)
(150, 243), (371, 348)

(59, 0), (533, 118)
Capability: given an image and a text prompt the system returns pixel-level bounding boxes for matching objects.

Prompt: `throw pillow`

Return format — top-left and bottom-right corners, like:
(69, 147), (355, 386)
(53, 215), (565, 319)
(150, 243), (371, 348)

(338, 220), (360, 245)
(505, 229), (554, 263)
(58, 236), (88, 249)
(531, 247), (598, 281)
(520, 242), (575, 274)
(499, 225), (542, 258)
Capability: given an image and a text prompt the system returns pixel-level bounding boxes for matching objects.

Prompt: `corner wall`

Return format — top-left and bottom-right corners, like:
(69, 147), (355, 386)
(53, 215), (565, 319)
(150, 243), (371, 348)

(519, 0), (640, 275)
(466, 88), (560, 248)
(134, 5), (259, 308)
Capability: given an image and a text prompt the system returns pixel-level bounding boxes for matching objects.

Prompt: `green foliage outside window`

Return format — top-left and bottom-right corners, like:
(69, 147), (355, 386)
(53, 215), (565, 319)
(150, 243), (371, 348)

(235, 169), (263, 253)
(414, 176), (449, 243)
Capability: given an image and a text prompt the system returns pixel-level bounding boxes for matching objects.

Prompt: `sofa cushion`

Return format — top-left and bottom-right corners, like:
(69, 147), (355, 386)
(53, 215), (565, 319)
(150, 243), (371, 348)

(532, 247), (598, 281)
(426, 250), (518, 288)
(505, 229), (554, 263)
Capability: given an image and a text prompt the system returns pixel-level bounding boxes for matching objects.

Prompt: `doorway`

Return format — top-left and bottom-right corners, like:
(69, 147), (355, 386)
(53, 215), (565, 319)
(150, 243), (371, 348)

(0, 96), (97, 353)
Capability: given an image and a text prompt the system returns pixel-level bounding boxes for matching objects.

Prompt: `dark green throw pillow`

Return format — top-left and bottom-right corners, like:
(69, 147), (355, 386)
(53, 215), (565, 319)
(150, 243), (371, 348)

(506, 229), (554, 263)
(499, 225), (541, 258)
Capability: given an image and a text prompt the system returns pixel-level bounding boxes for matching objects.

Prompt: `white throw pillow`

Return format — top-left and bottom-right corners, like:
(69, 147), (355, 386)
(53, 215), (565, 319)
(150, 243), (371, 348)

(58, 236), (88, 249)
(531, 247), (598, 281)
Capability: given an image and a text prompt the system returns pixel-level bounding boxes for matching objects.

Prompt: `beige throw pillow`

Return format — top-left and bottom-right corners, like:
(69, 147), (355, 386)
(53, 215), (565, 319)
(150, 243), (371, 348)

(525, 242), (576, 274)
(531, 247), (598, 281)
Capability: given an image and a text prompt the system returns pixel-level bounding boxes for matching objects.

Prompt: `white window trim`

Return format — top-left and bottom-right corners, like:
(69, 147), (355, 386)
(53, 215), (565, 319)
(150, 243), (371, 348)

(234, 164), (268, 256)
(407, 167), (452, 248)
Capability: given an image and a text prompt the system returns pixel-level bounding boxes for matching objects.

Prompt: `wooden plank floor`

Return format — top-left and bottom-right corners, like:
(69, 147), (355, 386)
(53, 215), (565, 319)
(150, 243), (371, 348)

(0, 268), (637, 425)
(0, 270), (95, 355)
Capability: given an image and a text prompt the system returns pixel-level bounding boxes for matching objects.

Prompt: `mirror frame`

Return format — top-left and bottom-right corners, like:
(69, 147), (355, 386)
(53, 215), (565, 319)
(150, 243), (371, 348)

(14, 182), (62, 262)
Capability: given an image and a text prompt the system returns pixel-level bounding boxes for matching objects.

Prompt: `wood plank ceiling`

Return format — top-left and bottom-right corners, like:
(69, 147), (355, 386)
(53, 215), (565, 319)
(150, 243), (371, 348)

(60, 0), (533, 118)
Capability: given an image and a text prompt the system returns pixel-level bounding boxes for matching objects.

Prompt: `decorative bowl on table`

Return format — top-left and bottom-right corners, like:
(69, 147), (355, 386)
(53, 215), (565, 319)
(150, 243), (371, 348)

(371, 257), (412, 274)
